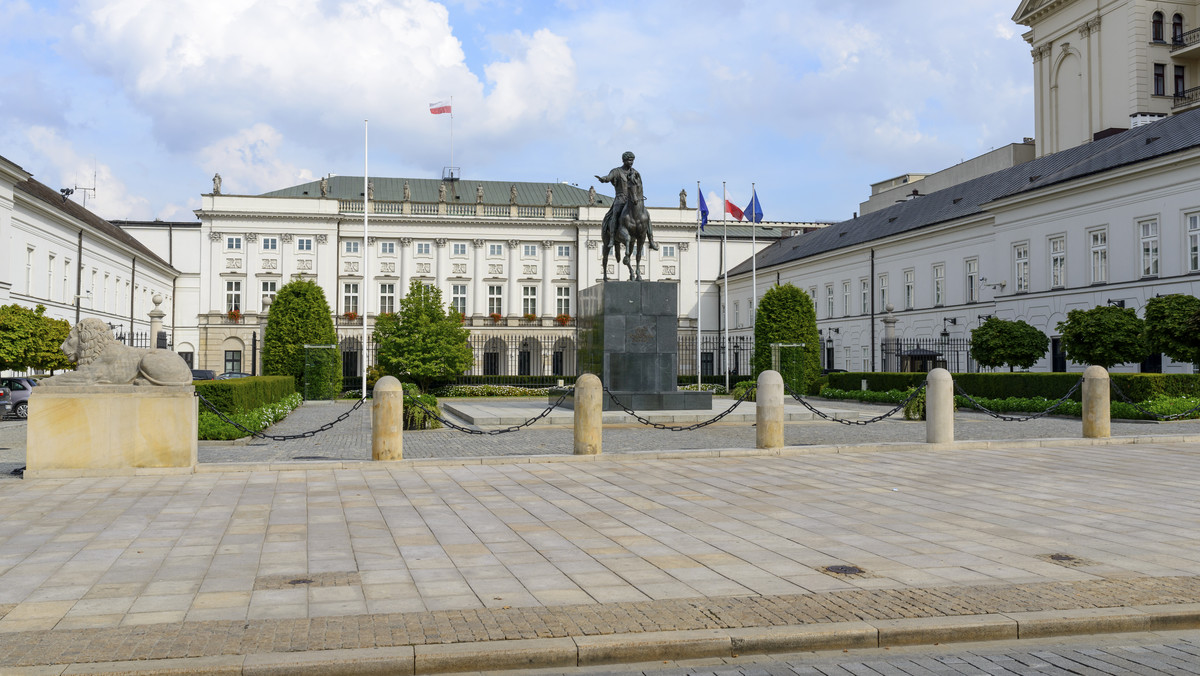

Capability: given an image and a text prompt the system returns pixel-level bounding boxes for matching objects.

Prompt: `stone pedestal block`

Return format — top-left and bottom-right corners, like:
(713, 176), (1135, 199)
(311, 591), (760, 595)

(26, 386), (197, 476)
(563, 281), (711, 411)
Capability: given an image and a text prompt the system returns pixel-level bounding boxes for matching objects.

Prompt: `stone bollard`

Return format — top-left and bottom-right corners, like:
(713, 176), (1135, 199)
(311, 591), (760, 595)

(756, 370), (784, 449)
(925, 368), (954, 444)
(574, 373), (602, 455)
(372, 376), (404, 460)
(1082, 365), (1111, 438)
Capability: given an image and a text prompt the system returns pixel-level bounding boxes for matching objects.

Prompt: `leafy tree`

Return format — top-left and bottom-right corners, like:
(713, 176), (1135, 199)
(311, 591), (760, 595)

(262, 280), (340, 399)
(969, 317), (1049, 371)
(1056, 305), (1147, 369)
(32, 314), (72, 373)
(751, 283), (820, 394)
(1144, 294), (1200, 366)
(0, 304), (71, 372)
(375, 280), (473, 392)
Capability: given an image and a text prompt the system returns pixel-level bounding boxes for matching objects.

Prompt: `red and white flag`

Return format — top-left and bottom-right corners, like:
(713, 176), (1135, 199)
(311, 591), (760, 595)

(725, 199), (744, 221)
(429, 100), (452, 115)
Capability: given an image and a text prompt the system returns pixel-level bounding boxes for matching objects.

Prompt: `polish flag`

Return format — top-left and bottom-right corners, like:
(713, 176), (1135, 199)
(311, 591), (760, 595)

(725, 199), (744, 221)
(429, 100), (452, 115)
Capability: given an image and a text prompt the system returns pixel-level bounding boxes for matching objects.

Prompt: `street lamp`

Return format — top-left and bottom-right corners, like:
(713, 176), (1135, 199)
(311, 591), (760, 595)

(1107, 299), (1126, 307)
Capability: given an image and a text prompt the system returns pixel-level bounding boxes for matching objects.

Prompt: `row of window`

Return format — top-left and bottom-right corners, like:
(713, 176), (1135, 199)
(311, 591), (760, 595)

(24, 246), (165, 316)
(803, 258), (981, 319)
(1152, 63), (1187, 97)
(223, 236), (682, 261)
(225, 280), (573, 317)
(789, 214), (1198, 320)
(1151, 11), (1186, 44)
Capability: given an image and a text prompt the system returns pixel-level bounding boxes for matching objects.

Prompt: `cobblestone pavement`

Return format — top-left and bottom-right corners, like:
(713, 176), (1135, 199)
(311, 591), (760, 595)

(3, 439), (1200, 669)
(1, 397), (1190, 471)
(520, 630), (1200, 675)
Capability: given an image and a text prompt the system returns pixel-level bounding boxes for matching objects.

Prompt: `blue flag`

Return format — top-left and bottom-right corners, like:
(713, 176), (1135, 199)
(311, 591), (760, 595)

(744, 189), (763, 224)
(698, 189), (709, 230)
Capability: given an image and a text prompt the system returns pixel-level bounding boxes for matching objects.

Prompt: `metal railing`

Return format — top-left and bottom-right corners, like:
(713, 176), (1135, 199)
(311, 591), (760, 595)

(1172, 26), (1200, 50)
(1174, 84), (1200, 109)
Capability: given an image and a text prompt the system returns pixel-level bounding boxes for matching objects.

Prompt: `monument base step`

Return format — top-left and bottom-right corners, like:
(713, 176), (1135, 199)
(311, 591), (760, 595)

(555, 388), (712, 412)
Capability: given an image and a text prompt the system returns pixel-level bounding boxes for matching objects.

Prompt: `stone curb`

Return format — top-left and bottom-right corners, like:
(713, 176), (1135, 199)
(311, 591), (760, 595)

(11, 604), (1200, 675)
(23, 431), (1200, 478)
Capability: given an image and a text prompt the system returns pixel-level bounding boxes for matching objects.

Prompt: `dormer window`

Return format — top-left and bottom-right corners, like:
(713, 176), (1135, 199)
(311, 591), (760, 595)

(1153, 11), (1165, 42)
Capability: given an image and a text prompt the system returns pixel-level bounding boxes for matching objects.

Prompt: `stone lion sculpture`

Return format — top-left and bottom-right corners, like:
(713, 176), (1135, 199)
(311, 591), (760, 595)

(39, 318), (193, 387)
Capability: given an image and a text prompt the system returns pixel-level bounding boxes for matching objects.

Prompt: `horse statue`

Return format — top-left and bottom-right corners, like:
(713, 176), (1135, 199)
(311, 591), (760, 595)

(602, 198), (651, 281)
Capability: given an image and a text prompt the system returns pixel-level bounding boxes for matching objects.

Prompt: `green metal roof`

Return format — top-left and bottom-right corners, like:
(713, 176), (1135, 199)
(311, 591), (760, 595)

(261, 175), (613, 207)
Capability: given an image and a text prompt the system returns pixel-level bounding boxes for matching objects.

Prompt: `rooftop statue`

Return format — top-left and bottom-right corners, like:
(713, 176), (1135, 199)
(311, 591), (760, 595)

(212, 173), (222, 195)
(39, 318), (192, 387)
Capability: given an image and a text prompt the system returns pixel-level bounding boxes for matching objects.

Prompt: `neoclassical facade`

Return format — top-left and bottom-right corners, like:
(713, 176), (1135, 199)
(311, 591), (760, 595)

(0, 154), (178, 356)
(1016, 0), (1200, 156)
(123, 176), (815, 377)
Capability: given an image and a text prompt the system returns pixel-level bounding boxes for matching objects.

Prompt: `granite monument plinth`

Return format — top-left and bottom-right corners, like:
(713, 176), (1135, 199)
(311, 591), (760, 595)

(560, 281), (711, 411)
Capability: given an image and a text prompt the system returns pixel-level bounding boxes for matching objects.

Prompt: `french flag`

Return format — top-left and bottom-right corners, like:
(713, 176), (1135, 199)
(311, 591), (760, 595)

(429, 100), (452, 115)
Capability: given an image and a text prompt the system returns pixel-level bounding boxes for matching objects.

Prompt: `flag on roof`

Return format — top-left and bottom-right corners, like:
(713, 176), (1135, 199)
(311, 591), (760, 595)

(725, 198), (744, 221)
(698, 189), (709, 230)
(744, 189), (763, 224)
(429, 100), (452, 115)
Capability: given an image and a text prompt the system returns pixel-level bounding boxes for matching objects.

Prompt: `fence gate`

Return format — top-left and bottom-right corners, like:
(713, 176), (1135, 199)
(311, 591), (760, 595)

(303, 344), (339, 400)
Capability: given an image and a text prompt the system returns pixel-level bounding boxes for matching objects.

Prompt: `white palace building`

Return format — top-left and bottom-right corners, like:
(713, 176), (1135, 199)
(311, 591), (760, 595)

(118, 177), (816, 379)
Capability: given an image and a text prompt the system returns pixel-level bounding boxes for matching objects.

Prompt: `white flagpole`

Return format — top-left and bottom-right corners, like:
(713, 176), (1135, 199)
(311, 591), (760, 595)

(751, 182), (757, 331)
(722, 182), (729, 393)
(362, 119), (369, 400)
(450, 96), (455, 177)
(695, 180), (701, 387)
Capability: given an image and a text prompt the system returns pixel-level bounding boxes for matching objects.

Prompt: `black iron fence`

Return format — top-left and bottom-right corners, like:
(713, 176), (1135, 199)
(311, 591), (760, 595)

(880, 337), (975, 373)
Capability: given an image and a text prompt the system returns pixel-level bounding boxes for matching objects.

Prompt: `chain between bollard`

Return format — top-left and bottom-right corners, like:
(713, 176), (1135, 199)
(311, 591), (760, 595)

(952, 377), (1082, 422)
(1109, 379), (1200, 421)
(406, 387), (574, 435)
(195, 392), (368, 441)
(785, 382), (925, 425)
(601, 385), (754, 431)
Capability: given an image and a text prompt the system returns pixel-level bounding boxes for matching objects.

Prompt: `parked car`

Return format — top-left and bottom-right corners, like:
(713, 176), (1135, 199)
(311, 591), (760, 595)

(0, 387), (10, 418)
(191, 369), (217, 381)
(215, 372), (252, 380)
(0, 377), (36, 419)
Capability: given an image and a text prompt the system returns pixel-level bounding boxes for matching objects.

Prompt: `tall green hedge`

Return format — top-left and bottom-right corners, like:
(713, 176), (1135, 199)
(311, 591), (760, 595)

(194, 376), (296, 414)
(825, 371), (1200, 403)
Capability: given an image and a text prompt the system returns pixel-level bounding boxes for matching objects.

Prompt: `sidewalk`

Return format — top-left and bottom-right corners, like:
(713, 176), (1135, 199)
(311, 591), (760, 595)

(2, 401), (1200, 673)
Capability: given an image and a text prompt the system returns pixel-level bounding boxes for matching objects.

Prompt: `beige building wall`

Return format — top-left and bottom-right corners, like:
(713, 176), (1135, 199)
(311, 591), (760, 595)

(1017, 0), (1200, 156)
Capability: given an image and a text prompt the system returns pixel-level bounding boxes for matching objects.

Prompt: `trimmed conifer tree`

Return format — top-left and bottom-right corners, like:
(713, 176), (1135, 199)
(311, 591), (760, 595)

(751, 283), (820, 393)
(262, 280), (340, 398)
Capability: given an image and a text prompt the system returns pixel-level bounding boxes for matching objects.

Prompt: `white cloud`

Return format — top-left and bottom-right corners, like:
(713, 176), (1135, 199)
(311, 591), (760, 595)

(198, 124), (315, 195)
(67, 0), (577, 170)
(26, 126), (153, 220)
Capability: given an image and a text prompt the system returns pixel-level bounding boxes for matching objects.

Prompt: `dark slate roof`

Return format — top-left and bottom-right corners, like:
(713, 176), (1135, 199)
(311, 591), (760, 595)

(15, 178), (173, 270)
(728, 107), (1200, 277)
(699, 224), (796, 240)
(260, 175), (613, 207)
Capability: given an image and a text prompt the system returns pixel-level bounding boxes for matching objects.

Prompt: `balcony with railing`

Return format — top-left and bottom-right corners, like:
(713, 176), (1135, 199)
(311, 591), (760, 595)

(1174, 84), (1200, 109)
(1171, 27), (1200, 57)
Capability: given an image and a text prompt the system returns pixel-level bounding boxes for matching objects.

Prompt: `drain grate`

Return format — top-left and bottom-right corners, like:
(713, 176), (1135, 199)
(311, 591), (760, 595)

(824, 565), (865, 575)
(1038, 552), (1095, 568)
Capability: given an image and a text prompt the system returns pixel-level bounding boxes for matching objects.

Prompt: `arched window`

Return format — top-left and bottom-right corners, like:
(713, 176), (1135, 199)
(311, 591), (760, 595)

(1174, 13), (1185, 44)
(1153, 11), (1165, 41)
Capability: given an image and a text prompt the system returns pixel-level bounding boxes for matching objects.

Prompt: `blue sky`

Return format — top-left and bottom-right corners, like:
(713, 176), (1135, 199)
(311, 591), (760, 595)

(1, 0), (1032, 224)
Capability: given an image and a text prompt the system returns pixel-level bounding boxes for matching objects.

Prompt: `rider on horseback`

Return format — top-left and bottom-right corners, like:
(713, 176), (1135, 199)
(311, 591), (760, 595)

(595, 151), (659, 255)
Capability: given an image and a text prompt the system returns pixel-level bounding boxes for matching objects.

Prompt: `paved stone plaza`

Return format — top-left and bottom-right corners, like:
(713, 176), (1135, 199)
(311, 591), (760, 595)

(1, 398), (1200, 673)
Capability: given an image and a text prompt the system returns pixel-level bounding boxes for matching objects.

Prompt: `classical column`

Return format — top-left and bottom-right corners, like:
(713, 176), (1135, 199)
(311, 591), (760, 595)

(471, 239), (485, 317)
(540, 240), (553, 318)
(434, 238), (447, 297)
(398, 237), (412, 297)
(507, 239), (520, 317)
